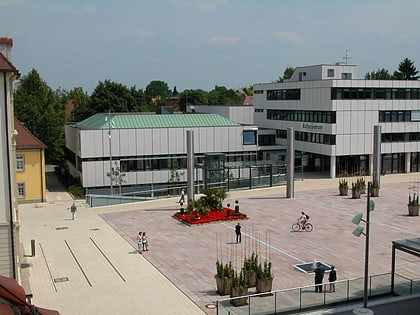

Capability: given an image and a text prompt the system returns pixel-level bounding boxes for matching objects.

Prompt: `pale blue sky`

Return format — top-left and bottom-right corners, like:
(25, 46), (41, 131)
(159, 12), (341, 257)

(1, 0), (419, 93)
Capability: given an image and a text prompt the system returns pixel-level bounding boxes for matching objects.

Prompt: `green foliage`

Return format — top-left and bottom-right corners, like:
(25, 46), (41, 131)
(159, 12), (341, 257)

(232, 270), (247, 289)
(106, 161), (126, 194)
(408, 193), (420, 206)
(145, 80), (171, 99)
(195, 188), (228, 213)
(397, 58), (419, 80)
(277, 66), (295, 82)
(67, 87), (91, 122)
(364, 68), (392, 80)
(68, 184), (84, 199)
(256, 261), (272, 280)
(352, 178), (366, 192)
(243, 252), (258, 272)
(14, 69), (66, 162)
(178, 89), (209, 111)
(208, 85), (242, 105)
(90, 80), (135, 114)
(339, 179), (348, 189)
(216, 260), (234, 278)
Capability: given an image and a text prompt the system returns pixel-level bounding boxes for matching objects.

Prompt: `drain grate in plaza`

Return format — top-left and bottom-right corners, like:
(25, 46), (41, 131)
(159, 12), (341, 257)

(293, 261), (331, 273)
(90, 228), (100, 231)
(56, 227), (69, 230)
(54, 277), (69, 283)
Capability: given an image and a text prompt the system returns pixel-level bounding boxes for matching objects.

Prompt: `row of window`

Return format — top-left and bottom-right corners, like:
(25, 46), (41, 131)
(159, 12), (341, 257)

(331, 87), (420, 100)
(379, 111), (411, 122)
(267, 110), (336, 124)
(119, 152), (257, 172)
(276, 129), (336, 145)
(267, 89), (301, 101)
(382, 132), (420, 143)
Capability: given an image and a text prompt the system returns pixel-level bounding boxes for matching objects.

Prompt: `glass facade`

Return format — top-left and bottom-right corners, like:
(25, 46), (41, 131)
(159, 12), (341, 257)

(331, 87), (420, 100)
(267, 110), (336, 123)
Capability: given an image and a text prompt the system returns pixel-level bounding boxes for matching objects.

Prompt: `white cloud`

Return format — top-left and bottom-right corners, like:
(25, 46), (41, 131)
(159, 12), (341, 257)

(207, 36), (240, 45)
(74, 6), (95, 16)
(135, 29), (154, 39)
(274, 31), (303, 45)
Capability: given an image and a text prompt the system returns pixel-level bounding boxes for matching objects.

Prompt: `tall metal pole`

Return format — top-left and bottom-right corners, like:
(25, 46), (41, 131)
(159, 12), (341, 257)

(108, 111), (113, 195)
(186, 130), (195, 209)
(286, 127), (294, 198)
(373, 125), (381, 186)
(363, 181), (372, 308)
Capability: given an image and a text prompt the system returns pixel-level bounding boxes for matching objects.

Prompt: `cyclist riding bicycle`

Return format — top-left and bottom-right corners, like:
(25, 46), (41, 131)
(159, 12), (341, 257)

(299, 211), (309, 228)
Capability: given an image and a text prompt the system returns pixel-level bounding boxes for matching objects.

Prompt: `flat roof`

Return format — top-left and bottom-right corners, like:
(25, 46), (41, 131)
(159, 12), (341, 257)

(392, 237), (420, 258)
(76, 113), (241, 130)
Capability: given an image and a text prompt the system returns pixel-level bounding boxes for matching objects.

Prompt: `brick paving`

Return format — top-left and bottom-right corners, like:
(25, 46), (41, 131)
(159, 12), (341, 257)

(18, 173), (420, 314)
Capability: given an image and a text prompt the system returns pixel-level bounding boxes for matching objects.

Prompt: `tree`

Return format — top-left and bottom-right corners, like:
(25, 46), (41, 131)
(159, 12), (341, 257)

(396, 58), (419, 80)
(277, 66), (295, 82)
(90, 80), (134, 114)
(106, 161), (126, 195)
(241, 86), (254, 96)
(14, 69), (66, 162)
(145, 80), (171, 99)
(178, 89), (209, 111)
(208, 85), (242, 105)
(67, 87), (91, 122)
(364, 68), (392, 80)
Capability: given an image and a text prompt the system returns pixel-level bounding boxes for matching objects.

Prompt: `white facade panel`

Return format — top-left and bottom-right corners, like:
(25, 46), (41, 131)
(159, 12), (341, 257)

(153, 129), (169, 155)
(120, 129), (136, 156)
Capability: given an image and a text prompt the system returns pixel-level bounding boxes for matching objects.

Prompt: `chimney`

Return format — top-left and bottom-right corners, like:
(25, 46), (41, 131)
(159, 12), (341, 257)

(0, 37), (13, 61)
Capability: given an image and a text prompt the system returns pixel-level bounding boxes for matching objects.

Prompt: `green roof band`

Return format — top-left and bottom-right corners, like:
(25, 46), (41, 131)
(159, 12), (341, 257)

(76, 113), (240, 130)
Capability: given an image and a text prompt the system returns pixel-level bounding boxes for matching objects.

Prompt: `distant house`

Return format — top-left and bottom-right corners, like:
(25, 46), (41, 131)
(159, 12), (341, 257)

(14, 118), (47, 203)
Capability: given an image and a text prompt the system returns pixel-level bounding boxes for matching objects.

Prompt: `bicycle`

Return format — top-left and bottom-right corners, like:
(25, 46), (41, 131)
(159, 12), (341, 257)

(292, 220), (313, 232)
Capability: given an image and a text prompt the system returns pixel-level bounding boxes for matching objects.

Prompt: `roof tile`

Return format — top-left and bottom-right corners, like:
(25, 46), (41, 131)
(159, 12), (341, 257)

(15, 119), (47, 150)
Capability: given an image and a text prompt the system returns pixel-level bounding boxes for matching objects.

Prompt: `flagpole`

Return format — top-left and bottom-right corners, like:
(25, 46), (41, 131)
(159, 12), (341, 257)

(108, 111), (113, 195)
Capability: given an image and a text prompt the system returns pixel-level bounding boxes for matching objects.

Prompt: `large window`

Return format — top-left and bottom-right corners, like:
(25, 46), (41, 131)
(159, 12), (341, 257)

(332, 87), (420, 100)
(266, 89), (300, 101)
(16, 155), (24, 171)
(243, 130), (257, 145)
(267, 110), (336, 124)
(17, 183), (25, 198)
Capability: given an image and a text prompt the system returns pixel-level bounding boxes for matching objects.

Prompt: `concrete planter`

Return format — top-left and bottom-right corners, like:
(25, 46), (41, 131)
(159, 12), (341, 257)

(256, 277), (273, 293)
(215, 276), (232, 295)
(230, 287), (248, 306)
(408, 205), (419, 216)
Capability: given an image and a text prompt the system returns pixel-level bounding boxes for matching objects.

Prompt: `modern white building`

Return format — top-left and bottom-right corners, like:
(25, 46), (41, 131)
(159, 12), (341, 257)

(254, 64), (420, 178)
(65, 113), (260, 194)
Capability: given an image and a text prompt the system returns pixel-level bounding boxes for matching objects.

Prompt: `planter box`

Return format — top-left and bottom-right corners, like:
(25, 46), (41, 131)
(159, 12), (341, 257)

(256, 278), (273, 293)
(339, 186), (348, 196)
(408, 205), (419, 216)
(352, 189), (361, 199)
(230, 287), (248, 306)
(215, 276), (232, 295)
(371, 187), (380, 197)
(245, 270), (257, 288)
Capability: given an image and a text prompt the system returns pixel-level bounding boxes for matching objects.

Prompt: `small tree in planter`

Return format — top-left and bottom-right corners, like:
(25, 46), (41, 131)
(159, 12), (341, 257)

(408, 193), (420, 216)
(256, 261), (273, 293)
(339, 179), (348, 196)
(371, 180), (380, 197)
(230, 270), (248, 306)
(215, 261), (234, 295)
(351, 180), (362, 199)
(243, 252), (258, 288)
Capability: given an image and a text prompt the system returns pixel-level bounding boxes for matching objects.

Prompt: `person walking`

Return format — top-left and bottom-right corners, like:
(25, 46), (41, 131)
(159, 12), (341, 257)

(313, 262), (325, 293)
(328, 265), (337, 292)
(235, 222), (242, 243)
(70, 203), (77, 220)
(136, 232), (143, 254)
(178, 189), (185, 203)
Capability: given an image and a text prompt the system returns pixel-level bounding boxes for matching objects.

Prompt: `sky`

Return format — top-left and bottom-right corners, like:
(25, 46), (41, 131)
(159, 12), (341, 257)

(1, 0), (420, 94)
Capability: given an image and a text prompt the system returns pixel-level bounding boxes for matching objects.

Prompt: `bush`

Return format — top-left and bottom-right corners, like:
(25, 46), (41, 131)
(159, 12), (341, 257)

(68, 184), (84, 199)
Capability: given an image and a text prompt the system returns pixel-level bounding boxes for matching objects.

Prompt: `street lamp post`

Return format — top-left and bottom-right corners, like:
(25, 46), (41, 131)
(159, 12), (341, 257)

(107, 111), (113, 195)
(352, 181), (375, 309)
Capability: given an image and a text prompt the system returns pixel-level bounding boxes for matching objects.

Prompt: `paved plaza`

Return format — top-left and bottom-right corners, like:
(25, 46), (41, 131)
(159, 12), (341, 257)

(18, 173), (420, 314)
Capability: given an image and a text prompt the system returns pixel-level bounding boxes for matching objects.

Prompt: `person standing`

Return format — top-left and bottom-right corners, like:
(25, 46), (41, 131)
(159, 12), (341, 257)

(142, 232), (149, 251)
(328, 265), (337, 292)
(314, 262), (325, 293)
(136, 232), (143, 253)
(235, 222), (242, 243)
(70, 203), (77, 220)
(178, 189), (185, 203)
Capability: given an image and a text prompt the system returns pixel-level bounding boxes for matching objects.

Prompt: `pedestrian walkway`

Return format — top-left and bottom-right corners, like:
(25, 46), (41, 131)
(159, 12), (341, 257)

(18, 173), (420, 314)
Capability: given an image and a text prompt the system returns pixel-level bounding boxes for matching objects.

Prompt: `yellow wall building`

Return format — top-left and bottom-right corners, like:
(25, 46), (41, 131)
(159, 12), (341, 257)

(15, 119), (47, 203)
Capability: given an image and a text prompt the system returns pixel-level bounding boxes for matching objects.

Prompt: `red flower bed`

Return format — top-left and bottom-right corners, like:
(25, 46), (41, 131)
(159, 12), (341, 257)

(173, 208), (247, 225)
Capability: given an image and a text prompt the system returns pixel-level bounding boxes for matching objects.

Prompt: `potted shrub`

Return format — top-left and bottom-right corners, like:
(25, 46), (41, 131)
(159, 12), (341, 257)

(359, 177), (367, 194)
(243, 252), (258, 288)
(351, 180), (362, 199)
(371, 180), (380, 197)
(256, 261), (273, 293)
(215, 261), (234, 295)
(230, 270), (248, 306)
(408, 193), (420, 216)
(339, 179), (348, 196)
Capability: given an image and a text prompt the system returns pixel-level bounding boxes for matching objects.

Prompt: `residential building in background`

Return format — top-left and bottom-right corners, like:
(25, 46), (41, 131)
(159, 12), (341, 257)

(15, 118), (47, 203)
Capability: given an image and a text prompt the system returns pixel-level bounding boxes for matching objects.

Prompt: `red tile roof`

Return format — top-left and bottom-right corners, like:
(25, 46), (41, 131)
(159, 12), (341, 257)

(0, 52), (17, 72)
(14, 119), (47, 150)
(0, 38), (13, 46)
